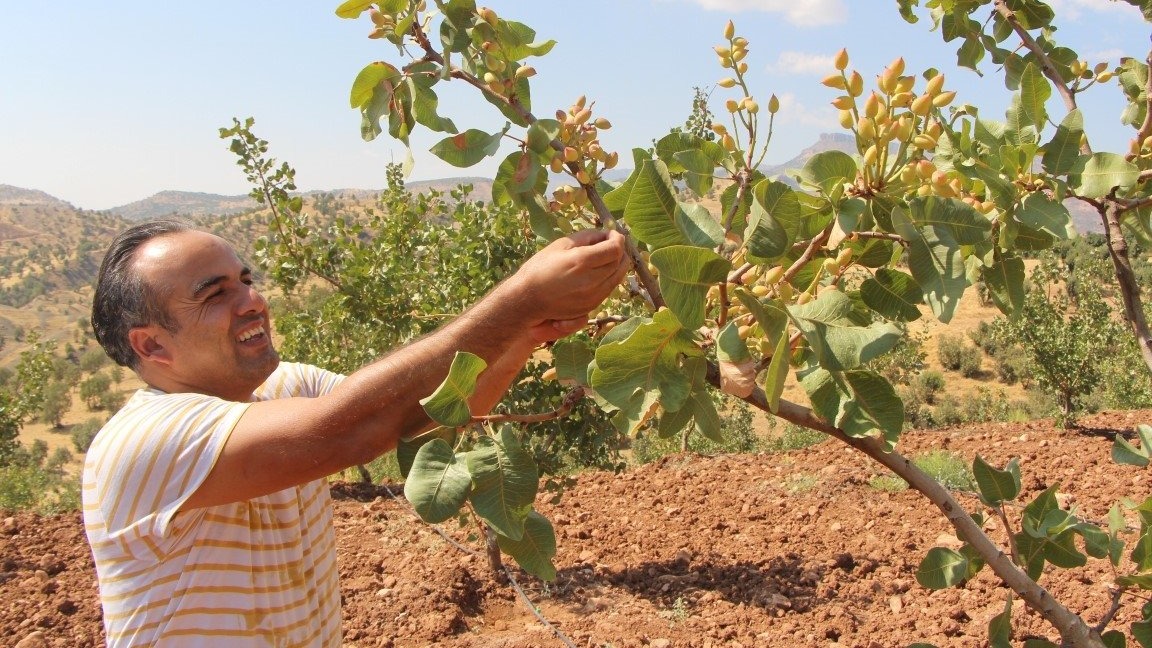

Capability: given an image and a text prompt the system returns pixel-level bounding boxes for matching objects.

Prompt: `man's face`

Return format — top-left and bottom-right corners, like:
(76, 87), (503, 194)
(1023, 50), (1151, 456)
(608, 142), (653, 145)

(132, 230), (279, 401)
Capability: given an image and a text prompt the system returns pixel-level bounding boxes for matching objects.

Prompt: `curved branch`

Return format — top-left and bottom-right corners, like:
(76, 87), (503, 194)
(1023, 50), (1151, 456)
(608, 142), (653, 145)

(702, 362), (1107, 648)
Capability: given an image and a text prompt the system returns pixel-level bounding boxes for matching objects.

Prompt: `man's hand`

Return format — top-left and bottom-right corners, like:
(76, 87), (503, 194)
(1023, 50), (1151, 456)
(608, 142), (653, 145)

(505, 229), (630, 343)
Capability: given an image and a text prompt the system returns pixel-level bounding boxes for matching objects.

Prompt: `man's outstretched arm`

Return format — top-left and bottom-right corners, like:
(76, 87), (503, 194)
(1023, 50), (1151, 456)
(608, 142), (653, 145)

(181, 230), (628, 510)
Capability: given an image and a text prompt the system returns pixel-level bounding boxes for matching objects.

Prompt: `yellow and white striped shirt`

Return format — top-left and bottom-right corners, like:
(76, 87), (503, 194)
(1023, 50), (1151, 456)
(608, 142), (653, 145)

(83, 362), (345, 647)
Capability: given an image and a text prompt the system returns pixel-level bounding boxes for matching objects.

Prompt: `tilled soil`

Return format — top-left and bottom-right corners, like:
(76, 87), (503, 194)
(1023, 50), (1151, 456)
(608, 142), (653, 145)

(4, 409), (1152, 647)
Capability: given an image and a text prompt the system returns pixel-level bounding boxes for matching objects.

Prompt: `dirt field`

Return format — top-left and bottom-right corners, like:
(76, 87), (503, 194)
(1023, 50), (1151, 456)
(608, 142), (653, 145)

(4, 409), (1151, 647)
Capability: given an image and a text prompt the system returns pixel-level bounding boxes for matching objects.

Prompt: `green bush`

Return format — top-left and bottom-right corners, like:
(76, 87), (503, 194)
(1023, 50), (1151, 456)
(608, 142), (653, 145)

(631, 401), (762, 465)
(912, 450), (973, 491)
(937, 333), (982, 378)
(71, 417), (104, 454)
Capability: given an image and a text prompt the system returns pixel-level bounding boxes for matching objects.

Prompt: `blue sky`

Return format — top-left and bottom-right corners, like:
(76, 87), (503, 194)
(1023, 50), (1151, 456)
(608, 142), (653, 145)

(0, 0), (1147, 210)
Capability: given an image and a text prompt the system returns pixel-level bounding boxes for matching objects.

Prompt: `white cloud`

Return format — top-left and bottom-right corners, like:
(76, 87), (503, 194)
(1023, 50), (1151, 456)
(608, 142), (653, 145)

(772, 92), (840, 129)
(681, 0), (848, 27)
(1048, 0), (1142, 20)
(766, 51), (837, 75)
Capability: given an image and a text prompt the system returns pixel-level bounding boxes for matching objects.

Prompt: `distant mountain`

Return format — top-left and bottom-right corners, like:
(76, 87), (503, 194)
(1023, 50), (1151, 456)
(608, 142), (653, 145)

(0, 184), (75, 209)
(761, 132), (856, 182)
(109, 190), (257, 221)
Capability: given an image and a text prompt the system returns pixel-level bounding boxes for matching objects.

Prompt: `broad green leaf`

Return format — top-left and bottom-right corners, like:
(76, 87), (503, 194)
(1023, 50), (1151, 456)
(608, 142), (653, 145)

(802, 368), (903, 445)
(1020, 63), (1050, 134)
(762, 327), (791, 413)
(1136, 621), (1152, 648)
(746, 180), (800, 262)
(1042, 110), (1084, 175)
(909, 196), (990, 245)
(1010, 0), (1055, 28)
(397, 427), (457, 478)
(404, 438), (472, 523)
(892, 207), (967, 323)
(1022, 484), (1061, 530)
(525, 119), (561, 155)
(799, 150), (858, 196)
(492, 150), (547, 207)
(860, 268), (923, 322)
(716, 321), (751, 363)
(916, 546), (970, 589)
(603, 149), (653, 214)
(420, 351), (486, 426)
(489, 20), (555, 61)
(590, 309), (702, 434)
(789, 290), (902, 371)
(1017, 193), (1074, 240)
(988, 594), (1012, 648)
(552, 338), (595, 386)
(350, 61), (401, 109)
(1102, 630), (1127, 648)
(335, 0), (377, 19)
(430, 128), (504, 168)
(674, 141), (726, 197)
(973, 455), (1022, 505)
(466, 427), (539, 541)
(654, 131), (697, 174)
(496, 510), (557, 581)
(650, 246), (731, 329)
(672, 356), (722, 442)
(409, 78), (457, 134)
(982, 256), (1026, 318)
(1113, 434), (1151, 467)
(1069, 153), (1139, 199)
(622, 160), (718, 247)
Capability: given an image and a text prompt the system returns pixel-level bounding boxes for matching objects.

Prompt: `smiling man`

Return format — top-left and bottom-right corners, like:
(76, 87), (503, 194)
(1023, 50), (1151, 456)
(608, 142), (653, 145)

(82, 218), (627, 647)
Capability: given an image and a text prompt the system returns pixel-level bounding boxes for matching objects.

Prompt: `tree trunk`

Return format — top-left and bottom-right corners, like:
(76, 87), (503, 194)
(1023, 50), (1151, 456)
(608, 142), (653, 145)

(1102, 203), (1152, 374)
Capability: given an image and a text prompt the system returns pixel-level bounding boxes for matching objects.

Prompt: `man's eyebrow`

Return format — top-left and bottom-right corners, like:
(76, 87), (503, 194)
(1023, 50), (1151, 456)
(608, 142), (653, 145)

(190, 267), (251, 298)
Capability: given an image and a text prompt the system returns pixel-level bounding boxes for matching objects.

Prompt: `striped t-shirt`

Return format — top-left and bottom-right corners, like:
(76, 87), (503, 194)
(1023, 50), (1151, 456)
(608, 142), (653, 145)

(83, 362), (346, 647)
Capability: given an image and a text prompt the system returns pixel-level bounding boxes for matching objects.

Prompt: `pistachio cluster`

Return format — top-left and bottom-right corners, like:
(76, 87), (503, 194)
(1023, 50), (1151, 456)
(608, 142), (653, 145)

(711, 21), (779, 153)
(546, 95), (619, 213)
(825, 52), (956, 194)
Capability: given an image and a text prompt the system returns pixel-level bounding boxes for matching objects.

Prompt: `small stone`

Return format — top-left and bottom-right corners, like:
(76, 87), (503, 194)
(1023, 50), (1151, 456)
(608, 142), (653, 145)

(651, 639), (672, 648)
(1, 517), (18, 535)
(889, 595), (903, 613)
(14, 631), (49, 648)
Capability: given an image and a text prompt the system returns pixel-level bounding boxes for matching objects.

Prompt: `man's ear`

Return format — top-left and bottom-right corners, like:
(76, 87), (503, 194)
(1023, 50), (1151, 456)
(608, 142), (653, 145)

(128, 326), (172, 367)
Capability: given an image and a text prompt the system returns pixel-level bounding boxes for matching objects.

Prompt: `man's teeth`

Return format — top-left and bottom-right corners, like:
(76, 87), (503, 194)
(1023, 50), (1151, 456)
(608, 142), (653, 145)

(238, 327), (263, 342)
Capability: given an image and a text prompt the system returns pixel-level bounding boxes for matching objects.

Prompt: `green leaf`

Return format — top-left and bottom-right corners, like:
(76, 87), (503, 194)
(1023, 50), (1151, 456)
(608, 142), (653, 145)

(909, 196), (990, 245)
(745, 180), (800, 262)
(1069, 153), (1140, 199)
(973, 455), (1022, 505)
(350, 61), (401, 109)
(650, 246), (731, 329)
(335, 0), (377, 19)
(495, 510), (557, 581)
(419, 351), (486, 426)
(789, 290), (903, 371)
(982, 256), (1026, 318)
(1017, 193), (1074, 240)
(988, 594), (1013, 648)
(619, 160), (687, 249)
(525, 119), (561, 155)
(410, 80), (458, 134)
(552, 338), (595, 386)
(762, 327), (791, 413)
(670, 357), (722, 442)
(892, 206), (967, 323)
(860, 268), (924, 322)
(590, 309), (702, 435)
(799, 150), (858, 196)
(733, 290), (790, 343)
(716, 320), (751, 363)
(1019, 62), (1050, 135)
(1135, 620), (1152, 648)
(916, 546), (970, 589)
(1113, 434), (1151, 467)
(466, 427), (539, 541)
(404, 438), (472, 523)
(397, 427), (457, 478)
(1042, 110), (1084, 175)
(802, 368), (904, 446)
(429, 128), (504, 168)
(1102, 630), (1127, 648)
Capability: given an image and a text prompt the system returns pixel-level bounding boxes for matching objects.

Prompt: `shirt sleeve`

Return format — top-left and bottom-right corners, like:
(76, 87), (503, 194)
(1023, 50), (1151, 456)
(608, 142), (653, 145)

(89, 392), (251, 555)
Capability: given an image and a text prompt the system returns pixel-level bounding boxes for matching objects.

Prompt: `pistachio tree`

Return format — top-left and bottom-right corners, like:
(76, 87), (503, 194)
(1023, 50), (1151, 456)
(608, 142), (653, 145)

(323, 1), (1152, 645)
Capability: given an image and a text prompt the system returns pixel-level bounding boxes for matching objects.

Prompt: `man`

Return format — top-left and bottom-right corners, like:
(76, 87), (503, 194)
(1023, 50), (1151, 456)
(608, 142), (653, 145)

(82, 218), (628, 647)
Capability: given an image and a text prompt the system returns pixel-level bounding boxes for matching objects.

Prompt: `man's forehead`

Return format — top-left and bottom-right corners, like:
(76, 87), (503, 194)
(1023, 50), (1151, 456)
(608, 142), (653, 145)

(134, 231), (244, 290)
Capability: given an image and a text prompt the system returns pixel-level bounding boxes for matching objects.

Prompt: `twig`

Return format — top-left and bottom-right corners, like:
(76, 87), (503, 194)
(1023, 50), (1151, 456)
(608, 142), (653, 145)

(381, 483), (581, 647)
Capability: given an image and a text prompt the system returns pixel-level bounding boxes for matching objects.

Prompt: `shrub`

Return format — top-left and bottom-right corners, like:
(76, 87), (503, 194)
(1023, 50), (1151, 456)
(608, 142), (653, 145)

(912, 450), (973, 491)
(631, 401), (764, 465)
(937, 333), (982, 377)
(71, 417), (104, 454)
